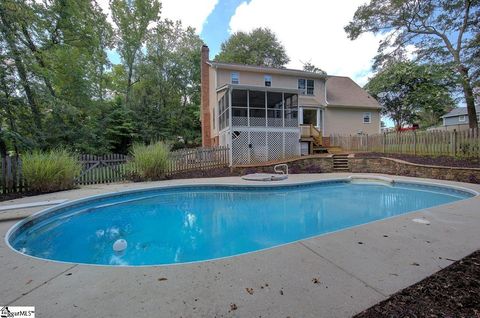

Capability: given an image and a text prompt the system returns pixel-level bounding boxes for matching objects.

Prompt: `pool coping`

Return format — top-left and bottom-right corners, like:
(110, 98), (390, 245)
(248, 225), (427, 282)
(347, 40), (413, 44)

(1, 173), (480, 317)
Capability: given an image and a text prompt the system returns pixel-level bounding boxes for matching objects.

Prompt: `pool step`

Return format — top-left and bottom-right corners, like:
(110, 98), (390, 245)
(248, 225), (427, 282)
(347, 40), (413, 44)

(333, 154), (350, 171)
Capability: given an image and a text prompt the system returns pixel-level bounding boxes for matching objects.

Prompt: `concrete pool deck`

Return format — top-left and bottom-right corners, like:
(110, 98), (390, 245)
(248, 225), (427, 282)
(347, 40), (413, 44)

(1, 173), (479, 317)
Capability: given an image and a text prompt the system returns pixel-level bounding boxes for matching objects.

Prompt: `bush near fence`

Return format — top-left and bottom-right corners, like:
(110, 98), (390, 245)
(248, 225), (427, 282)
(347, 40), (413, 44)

(0, 146), (229, 194)
(330, 129), (480, 158)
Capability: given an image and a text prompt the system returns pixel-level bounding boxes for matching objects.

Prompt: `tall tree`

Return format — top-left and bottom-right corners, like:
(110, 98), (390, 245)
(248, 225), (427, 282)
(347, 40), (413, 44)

(345, 0), (479, 128)
(365, 61), (456, 129)
(215, 27), (290, 68)
(110, 0), (160, 106)
(302, 61), (326, 75)
(127, 20), (202, 146)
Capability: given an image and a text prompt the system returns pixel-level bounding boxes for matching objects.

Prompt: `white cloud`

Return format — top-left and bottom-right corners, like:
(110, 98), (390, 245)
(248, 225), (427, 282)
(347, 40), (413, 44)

(229, 0), (386, 86)
(161, 0), (218, 33)
(97, 0), (218, 33)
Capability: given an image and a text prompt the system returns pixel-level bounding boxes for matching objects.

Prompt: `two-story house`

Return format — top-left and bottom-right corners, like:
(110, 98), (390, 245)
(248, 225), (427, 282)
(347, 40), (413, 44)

(200, 45), (381, 165)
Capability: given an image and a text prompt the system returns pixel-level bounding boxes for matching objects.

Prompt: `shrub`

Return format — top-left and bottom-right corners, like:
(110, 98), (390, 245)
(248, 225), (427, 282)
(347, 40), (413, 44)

(22, 149), (82, 193)
(130, 141), (171, 180)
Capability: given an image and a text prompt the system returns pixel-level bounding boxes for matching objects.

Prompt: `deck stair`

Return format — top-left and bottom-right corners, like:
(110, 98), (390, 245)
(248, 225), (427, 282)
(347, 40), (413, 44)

(332, 154), (350, 171)
(300, 124), (326, 154)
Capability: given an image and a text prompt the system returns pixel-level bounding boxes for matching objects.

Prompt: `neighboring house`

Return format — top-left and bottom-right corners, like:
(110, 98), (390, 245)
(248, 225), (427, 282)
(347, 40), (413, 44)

(441, 106), (480, 131)
(200, 45), (381, 165)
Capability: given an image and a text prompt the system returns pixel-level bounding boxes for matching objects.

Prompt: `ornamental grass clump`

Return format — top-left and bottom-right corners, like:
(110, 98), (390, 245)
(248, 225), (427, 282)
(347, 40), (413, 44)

(130, 141), (171, 180)
(22, 149), (82, 193)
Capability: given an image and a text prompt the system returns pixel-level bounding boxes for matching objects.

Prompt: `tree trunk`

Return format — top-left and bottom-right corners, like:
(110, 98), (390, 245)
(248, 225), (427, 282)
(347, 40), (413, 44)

(458, 66), (478, 128)
(21, 26), (56, 97)
(0, 8), (43, 132)
(125, 63), (133, 106)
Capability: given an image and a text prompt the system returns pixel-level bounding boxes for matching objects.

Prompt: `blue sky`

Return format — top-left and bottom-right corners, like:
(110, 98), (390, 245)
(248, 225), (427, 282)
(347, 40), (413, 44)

(200, 0), (247, 58)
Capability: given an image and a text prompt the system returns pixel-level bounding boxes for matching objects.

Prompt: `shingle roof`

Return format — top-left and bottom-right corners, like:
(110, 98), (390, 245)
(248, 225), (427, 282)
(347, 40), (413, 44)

(326, 76), (380, 109)
(208, 61), (326, 79)
(442, 106), (480, 118)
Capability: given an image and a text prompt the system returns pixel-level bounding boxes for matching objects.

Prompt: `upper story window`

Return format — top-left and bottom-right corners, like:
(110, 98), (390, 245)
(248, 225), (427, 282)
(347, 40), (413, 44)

(264, 75), (272, 87)
(231, 72), (239, 84)
(363, 112), (372, 124)
(298, 79), (314, 95)
(459, 115), (466, 122)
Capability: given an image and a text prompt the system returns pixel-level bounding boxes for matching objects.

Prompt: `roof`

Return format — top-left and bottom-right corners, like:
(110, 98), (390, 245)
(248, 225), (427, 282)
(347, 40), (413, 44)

(441, 106), (480, 118)
(208, 61), (327, 79)
(326, 76), (381, 109)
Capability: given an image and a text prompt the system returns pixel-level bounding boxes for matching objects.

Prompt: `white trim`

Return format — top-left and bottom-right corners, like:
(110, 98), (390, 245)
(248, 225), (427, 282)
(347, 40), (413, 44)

(459, 115), (466, 122)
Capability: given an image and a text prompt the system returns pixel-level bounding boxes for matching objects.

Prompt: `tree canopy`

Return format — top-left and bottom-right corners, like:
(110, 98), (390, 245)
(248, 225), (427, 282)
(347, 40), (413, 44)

(345, 0), (479, 128)
(0, 0), (202, 155)
(214, 27), (290, 68)
(365, 61), (456, 129)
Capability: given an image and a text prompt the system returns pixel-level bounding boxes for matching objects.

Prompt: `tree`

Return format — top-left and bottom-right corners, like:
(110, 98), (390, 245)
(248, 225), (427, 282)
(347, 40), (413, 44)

(345, 0), (479, 128)
(215, 27), (289, 68)
(110, 0), (160, 106)
(302, 61), (326, 75)
(365, 62), (456, 129)
(128, 20), (202, 146)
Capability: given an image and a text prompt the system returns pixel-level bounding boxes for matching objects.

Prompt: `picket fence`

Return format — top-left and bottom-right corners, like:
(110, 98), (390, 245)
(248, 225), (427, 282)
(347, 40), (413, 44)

(330, 129), (480, 158)
(0, 146), (230, 194)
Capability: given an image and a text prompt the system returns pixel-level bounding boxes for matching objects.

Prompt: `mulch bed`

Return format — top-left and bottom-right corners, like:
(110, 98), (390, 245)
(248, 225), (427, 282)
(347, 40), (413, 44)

(355, 250), (480, 318)
(355, 152), (480, 168)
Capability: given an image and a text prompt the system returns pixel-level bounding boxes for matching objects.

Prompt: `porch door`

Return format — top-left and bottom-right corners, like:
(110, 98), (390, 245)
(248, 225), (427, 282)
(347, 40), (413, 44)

(301, 108), (321, 129)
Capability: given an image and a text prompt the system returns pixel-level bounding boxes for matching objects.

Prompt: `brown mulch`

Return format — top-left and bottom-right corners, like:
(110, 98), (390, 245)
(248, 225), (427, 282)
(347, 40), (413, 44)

(355, 152), (480, 168)
(354, 250), (480, 318)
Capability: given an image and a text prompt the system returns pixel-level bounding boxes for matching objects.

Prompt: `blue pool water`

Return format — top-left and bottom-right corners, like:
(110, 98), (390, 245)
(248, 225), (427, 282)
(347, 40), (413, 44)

(7, 180), (474, 266)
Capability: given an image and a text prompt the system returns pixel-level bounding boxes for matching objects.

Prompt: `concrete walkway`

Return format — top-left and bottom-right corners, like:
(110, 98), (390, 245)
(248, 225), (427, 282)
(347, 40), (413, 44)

(1, 173), (479, 318)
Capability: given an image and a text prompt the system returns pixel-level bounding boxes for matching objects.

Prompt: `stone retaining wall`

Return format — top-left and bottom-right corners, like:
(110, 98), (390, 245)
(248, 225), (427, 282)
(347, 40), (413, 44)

(233, 156), (480, 184)
(350, 157), (480, 184)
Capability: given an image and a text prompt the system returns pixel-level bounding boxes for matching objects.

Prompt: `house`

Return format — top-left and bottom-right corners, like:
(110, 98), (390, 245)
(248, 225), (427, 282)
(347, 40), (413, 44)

(441, 106), (480, 131)
(200, 45), (381, 165)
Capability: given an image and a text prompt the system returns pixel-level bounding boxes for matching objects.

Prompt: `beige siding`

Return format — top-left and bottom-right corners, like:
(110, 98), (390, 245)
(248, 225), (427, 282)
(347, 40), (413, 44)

(215, 68), (326, 105)
(324, 107), (381, 135)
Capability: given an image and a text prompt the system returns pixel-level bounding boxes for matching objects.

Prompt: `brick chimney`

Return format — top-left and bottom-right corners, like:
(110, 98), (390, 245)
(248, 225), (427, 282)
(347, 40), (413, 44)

(200, 45), (212, 147)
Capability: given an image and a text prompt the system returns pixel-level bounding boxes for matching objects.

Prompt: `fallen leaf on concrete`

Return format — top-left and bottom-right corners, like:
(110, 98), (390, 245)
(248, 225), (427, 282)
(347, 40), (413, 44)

(245, 287), (254, 295)
(158, 277), (168, 281)
(229, 303), (238, 311)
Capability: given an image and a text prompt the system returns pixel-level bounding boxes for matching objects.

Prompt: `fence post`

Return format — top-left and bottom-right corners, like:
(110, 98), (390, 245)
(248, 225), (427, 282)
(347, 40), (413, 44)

(365, 134), (369, 152)
(382, 133), (386, 153)
(413, 131), (417, 156)
(452, 129), (457, 157)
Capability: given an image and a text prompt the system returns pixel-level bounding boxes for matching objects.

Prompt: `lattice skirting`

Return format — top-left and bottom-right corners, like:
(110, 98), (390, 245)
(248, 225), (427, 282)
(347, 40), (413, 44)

(229, 129), (300, 165)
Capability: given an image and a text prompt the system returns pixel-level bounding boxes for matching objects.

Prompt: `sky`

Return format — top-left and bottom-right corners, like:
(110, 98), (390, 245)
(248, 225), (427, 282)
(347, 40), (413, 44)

(101, 0), (388, 86)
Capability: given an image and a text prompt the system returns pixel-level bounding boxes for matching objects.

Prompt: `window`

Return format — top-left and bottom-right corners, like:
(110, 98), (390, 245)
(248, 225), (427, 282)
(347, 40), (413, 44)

(459, 115), (466, 122)
(298, 79), (314, 95)
(302, 109), (318, 126)
(231, 72), (239, 84)
(213, 106), (216, 129)
(363, 112), (371, 124)
(306, 80), (314, 95)
(264, 75), (272, 87)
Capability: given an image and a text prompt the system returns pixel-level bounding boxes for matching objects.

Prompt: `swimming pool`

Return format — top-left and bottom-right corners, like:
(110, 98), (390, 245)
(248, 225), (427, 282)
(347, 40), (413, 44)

(7, 178), (475, 266)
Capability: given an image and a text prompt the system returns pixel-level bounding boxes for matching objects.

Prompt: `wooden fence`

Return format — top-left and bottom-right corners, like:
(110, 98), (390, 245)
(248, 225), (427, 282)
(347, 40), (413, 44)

(167, 146), (229, 174)
(330, 129), (480, 158)
(0, 146), (230, 194)
(1, 156), (25, 194)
